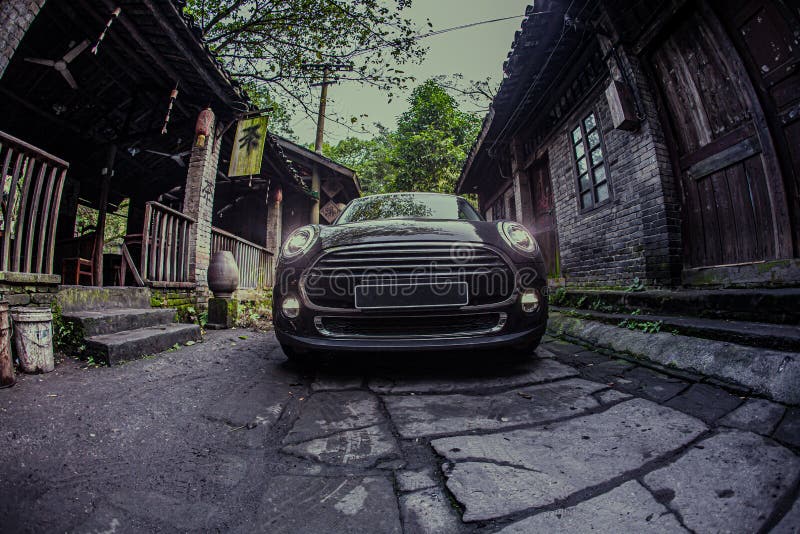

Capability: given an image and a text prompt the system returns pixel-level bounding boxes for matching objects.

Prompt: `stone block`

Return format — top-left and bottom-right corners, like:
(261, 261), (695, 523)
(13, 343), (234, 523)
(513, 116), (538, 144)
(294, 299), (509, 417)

(206, 297), (238, 329)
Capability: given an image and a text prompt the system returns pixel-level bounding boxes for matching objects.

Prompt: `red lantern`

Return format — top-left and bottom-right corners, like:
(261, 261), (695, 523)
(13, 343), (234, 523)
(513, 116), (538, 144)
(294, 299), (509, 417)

(195, 107), (214, 147)
(271, 185), (283, 203)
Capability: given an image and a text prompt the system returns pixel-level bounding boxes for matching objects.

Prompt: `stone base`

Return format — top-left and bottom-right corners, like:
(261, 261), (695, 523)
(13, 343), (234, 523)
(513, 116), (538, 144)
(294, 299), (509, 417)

(207, 297), (238, 329)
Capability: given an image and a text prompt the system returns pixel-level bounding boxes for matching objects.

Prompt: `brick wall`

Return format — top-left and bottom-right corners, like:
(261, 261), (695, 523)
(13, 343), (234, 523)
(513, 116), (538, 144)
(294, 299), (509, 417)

(533, 64), (679, 288)
(183, 112), (220, 309)
(0, 0), (45, 78)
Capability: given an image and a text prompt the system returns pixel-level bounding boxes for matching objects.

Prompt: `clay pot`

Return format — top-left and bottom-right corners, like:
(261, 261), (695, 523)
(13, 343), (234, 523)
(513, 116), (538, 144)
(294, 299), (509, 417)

(208, 251), (240, 299)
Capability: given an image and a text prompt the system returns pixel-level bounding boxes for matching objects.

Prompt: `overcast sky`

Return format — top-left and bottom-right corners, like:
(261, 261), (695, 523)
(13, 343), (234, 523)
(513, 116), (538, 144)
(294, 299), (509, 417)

(291, 0), (532, 145)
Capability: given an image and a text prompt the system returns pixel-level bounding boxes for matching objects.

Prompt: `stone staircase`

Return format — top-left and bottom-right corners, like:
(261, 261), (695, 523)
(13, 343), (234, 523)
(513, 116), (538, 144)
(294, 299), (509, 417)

(550, 287), (800, 351)
(57, 286), (201, 365)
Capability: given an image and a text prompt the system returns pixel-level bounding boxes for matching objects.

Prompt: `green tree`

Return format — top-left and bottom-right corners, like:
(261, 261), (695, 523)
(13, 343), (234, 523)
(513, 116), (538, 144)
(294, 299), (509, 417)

(184, 0), (426, 126)
(390, 80), (481, 193)
(322, 80), (481, 195)
(321, 133), (395, 195)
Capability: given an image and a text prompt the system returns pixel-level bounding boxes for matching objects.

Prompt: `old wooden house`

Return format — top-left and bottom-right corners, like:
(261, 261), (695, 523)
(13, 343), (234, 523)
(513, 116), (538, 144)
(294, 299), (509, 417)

(0, 0), (358, 360)
(458, 0), (800, 289)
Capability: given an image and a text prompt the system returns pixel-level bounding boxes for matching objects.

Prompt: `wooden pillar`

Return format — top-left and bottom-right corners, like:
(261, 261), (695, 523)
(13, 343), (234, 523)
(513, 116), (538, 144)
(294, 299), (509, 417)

(266, 187), (282, 255)
(510, 141), (534, 227)
(93, 144), (117, 286)
(310, 164), (320, 224)
(183, 108), (220, 308)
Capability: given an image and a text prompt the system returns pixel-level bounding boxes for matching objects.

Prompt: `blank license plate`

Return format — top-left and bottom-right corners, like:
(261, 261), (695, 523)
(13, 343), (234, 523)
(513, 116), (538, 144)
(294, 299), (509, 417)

(354, 282), (469, 310)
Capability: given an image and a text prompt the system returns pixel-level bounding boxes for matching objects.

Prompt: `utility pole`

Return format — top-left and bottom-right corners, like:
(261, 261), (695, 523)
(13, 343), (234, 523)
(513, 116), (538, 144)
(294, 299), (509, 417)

(304, 63), (352, 223)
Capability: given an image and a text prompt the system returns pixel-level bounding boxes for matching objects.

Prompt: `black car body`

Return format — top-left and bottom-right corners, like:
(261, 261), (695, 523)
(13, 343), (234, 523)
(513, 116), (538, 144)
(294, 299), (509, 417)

(272, 193), (548, 360)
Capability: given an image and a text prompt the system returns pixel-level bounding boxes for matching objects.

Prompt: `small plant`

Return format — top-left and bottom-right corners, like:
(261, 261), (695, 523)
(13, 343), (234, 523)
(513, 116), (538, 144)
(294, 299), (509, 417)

(576, 295), (587, 308)
(549, 286), (567, 306)
(51, 303), (85, 356)
(618, 318), (663, 333)
(624, 277), (645, 292)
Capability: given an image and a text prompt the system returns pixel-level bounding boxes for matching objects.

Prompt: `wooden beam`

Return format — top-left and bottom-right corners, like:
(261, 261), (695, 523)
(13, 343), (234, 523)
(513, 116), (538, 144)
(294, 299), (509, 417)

(93, 145), (117, 286)
(139, 0), (234, 105)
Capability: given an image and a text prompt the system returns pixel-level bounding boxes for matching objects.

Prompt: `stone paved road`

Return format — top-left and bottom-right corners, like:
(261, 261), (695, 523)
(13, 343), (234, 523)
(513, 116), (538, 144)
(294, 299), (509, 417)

(1, 329), (799, 533)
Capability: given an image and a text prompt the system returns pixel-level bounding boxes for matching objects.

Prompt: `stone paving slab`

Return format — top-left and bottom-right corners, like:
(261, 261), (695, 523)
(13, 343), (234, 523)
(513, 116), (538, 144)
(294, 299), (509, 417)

(617, 366), (689, 403)
(399, 487), (462, 534)
(397, 469), (439, 492)
(431, 399), (707, 521)
(251, 475), (401, 534)
(311, 375), (364, 391)
(643, 430), (800, 533)
(496, 480), (687, 533)
(281, 424), (401, 467)
(775, 407), (800, 448)
(773, 498), (800, 534)
(577, 359), (636, 384)
(664, 383), (743, 423)
(283, 391), (384, 444)
(384, 378), (605, 438)
(719, 398), (786, 435)
(368, 357), (577, 394)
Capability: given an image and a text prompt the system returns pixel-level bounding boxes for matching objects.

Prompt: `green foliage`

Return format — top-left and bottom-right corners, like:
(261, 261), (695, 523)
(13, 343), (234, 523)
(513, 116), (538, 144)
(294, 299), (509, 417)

(51, 303), (85, 356)
(549, 286), (567, 306)
(617, 318), (663, 334)
(322, 80), (481, 195)
(184, 0), (426, 117)
(75, 199), (129, 254)
(624, 277), (645, 292)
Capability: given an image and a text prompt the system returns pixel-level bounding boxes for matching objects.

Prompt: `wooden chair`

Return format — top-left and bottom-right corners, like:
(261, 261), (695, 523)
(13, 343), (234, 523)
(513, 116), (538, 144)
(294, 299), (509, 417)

(61, 232), (94, 286)
(61, 232), (96, 285)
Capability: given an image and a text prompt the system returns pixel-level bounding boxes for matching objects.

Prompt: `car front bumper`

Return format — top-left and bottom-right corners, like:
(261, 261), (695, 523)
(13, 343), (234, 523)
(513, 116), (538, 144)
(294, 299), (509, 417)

(275, 321), (547, 353)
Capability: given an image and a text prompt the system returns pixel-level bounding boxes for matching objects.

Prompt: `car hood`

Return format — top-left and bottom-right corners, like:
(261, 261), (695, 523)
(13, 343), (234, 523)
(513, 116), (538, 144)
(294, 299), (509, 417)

(319, 219), (498, 249)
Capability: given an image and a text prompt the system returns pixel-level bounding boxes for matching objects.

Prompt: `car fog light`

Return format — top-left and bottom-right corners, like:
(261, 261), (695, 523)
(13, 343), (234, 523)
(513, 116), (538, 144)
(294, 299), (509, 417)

(282, 295), (300, 319)
(521, 289), (541, 313)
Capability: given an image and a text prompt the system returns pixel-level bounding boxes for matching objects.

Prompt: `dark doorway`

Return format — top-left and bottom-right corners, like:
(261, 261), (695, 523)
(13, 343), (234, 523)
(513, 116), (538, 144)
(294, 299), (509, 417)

(528, 156), (560, 278)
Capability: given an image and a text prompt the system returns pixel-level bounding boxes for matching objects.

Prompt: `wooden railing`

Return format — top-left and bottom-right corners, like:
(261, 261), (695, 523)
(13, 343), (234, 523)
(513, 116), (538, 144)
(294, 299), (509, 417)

(0, 130), (68, 275)
(141, 201), (195, 286)
(211, 227), (273, 289)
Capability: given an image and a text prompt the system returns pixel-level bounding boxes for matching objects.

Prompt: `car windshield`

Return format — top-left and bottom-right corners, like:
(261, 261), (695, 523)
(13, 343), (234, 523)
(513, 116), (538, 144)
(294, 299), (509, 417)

(336, 193), (483, 224)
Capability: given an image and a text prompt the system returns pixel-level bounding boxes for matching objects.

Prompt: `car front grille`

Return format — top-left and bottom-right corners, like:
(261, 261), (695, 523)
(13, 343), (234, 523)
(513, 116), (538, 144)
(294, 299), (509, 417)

(315, 312), (506, 338)
(303, 242), (515, 309)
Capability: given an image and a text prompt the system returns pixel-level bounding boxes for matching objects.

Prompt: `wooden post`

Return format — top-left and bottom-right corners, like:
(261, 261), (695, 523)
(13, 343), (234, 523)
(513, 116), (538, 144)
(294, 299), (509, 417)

(0, 302), (14, 388)
(93, 144), (117, 286)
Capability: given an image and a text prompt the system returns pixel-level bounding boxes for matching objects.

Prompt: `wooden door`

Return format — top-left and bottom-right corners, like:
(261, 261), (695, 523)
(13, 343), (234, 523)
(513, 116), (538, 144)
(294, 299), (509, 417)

(528, 157), (560, 278)
(714, 0), (800, 256)
(650, 7), (792, 268)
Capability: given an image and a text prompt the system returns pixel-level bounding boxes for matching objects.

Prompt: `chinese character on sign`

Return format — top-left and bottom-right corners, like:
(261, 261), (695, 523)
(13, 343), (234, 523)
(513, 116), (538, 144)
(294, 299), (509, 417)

(228, 115), (269, 177)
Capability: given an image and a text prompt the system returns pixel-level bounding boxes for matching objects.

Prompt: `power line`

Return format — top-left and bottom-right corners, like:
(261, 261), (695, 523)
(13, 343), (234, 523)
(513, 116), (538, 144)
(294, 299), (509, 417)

(347, 12), (551, 58)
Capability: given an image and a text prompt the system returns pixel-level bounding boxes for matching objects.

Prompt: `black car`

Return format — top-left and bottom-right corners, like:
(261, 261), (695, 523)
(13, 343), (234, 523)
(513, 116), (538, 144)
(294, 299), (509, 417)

(272, 192), (548, 363)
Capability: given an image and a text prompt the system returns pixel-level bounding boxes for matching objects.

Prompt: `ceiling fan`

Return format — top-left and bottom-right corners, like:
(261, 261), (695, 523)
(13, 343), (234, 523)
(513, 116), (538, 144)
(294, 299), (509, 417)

(25, 40), (90, 90)
(145, 149), (191, 167)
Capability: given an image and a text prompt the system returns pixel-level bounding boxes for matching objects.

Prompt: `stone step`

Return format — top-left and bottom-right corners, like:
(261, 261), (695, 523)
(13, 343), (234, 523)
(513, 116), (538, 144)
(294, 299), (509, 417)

(553, 288), (800, 325)
(551, 306), (800, 352)
(57, 285), (152, 313)
(86, 324), (202, 365)
(62, 307), (177, 337)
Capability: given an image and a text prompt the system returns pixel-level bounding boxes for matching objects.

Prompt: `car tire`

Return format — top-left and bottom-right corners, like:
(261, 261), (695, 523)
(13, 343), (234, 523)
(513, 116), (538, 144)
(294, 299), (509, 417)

(509, 336), (543, 360)
(280, 343), (314, 368)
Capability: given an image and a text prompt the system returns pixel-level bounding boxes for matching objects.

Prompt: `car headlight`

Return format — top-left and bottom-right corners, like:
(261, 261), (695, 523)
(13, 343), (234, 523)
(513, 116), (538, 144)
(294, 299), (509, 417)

(282, 225), (319, 259)
(498, 221), (538, 254)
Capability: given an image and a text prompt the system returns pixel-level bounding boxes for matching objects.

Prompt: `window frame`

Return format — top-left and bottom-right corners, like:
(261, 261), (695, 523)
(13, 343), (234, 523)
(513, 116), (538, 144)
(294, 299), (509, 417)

(570, 111), (612, 213)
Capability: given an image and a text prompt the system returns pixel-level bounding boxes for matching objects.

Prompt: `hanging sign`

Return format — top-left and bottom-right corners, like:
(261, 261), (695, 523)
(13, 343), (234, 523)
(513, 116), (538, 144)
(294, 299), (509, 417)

(228, 115), (269, 177)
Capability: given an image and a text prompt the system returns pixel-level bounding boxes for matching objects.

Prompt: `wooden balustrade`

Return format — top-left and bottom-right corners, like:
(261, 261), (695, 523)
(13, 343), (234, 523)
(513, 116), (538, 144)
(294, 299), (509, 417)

(211, 227), (273, 289)
(0, 130), (68, 275)
(141, 201), (195, 285)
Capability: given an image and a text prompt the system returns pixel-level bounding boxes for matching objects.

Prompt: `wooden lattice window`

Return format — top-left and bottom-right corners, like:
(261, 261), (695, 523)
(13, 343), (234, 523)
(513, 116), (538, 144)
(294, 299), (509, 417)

(571, 112), (610, 210)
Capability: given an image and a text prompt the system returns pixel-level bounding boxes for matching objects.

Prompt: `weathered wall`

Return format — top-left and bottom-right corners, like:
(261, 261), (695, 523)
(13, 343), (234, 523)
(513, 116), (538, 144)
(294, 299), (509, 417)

(150, 287), (197, 322)
(0, 273), (59, 307)
(535, 64), (678, 288)
(0, 0), (45, 79)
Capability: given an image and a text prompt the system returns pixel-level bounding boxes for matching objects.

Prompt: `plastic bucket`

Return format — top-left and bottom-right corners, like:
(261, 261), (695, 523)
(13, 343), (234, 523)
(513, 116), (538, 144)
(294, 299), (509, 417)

(0, 302), (13, 387)
(10, 307), (54, 374)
